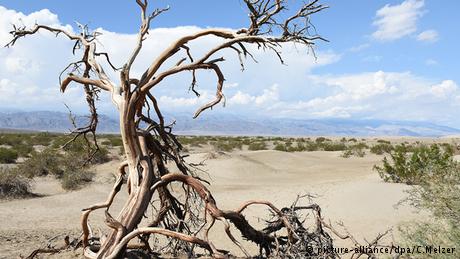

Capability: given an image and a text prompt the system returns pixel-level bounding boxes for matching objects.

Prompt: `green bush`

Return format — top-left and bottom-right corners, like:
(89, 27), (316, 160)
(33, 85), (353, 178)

(59, 156), (94, 190)
(0, 167), (32, 198)
(213, 140), (242, 152)
(28, 132), (53, 146)
(0, 134), (23, 146)
(374, 144), (455, 185)
(398, 152), (460, 258)
(274, 143), (287, 151)
(376, 139), (391, 144)
(322, 142), (347, 151)
(370, 143), (393, 155)
(248, 141), (267, 151)
(16, 146), (96, 190)
(177, 136), (208, 147)
(315, 137), (329, 143)
(341, 143), (367, 158)
(64, 138), (110, 164)
(12, 144), (34, 157)
(304, 141), (319, 151)
(15, 148), (63, 178)
(51, 136), (72, 148)
(106, 136), (123, 147)
(0, 147), (18, 164)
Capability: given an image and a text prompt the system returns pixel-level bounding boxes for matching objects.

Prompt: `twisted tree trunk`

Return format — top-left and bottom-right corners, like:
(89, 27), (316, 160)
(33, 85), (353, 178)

(9, 1), (394, 258)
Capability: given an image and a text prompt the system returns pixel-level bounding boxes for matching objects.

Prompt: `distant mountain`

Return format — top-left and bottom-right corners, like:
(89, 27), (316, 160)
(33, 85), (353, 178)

(1, 111), (459, 137)
(0, 111), (119, 133)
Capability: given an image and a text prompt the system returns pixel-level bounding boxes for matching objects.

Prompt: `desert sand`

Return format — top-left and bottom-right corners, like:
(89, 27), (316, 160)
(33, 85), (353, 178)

(0, 148), (425, 258)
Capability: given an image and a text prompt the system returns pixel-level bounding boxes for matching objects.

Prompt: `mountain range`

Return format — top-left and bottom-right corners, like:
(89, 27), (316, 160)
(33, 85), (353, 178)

(0, 111), (459, 137)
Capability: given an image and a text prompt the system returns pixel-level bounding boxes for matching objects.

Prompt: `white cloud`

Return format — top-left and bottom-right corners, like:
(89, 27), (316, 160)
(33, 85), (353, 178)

(1, 6), (459, 127)
(228, 84), (279, 106)
(229, 91), (254, 105)
(311, 106), (366, 118)
(269, 72), (459, 123)
(0, 6), (340, 116)
(416, 29), (439, 42)
(158, 91), (211, 107)
(372, 0), (425, 41)
(431, 80), (458, 98)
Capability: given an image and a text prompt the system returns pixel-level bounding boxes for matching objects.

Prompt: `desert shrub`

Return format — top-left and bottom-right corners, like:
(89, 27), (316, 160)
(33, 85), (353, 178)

(12, 143), (34, 157)
(398, 154), (460, 258)
(16, 146), (96, 190)
(213, 140), (242, 152)
(106, 136), (123, 147)
(90, 147), (110, 164)
(101, 140), (112, 146)
(315, 137), (329, 143)
(64, 138), (110, 164)
(0, 167), (32, 198)
(241, 138), (251, 145)
(374, 144), (455, 185)
(0, 147), (18, 163)
(270, 137), (284, 142)
(59, 157), (94, 190)
(295, 142), (306, 151)
(376, 139), (391, 144)
(348, 138), (357, 142)
(50, 135), (76, 148)
(274, 143), (287, 151)
(370, 143), (393, 155)
(304, 141), (319, 151)
(29, 132), (53, 146)
(0, 134), (23, 146)
(178, 136), (208, 147)
(322, 142), (347, 151)
(16, 148), (63, 178)
(341, 143), (367, 158)
(248, 141), (267, 151)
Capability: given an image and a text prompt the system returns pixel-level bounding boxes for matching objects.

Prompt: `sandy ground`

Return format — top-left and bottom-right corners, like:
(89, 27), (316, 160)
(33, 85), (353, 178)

(0, 149), (426, 258)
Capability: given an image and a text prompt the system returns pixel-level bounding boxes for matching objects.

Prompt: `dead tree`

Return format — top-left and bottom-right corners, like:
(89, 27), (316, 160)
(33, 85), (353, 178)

(4, 1), (391, 258)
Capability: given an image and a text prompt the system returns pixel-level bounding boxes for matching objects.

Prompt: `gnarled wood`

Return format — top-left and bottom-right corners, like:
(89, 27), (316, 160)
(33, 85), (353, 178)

(7, 1), (398, 259)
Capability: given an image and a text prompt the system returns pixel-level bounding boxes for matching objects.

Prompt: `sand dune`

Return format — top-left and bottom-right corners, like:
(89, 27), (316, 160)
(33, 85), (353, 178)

(0, 150), (425, 258)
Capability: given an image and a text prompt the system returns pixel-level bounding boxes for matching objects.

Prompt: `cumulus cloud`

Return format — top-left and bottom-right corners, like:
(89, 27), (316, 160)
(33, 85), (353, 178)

(0, 6), (339, 116)
(228, 84), (279, 106)
(430, 80), (458, 98)
(372, 0), (425, 41)
(1, 6), (459, 126)
(416, 29), (439, 42)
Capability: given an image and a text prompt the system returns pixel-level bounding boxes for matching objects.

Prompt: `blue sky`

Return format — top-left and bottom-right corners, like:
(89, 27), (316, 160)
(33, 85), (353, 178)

(0, 1), (459, 127)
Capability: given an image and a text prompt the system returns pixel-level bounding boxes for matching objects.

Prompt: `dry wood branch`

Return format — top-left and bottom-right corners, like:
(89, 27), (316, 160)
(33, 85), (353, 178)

(5, 1), (336, 258)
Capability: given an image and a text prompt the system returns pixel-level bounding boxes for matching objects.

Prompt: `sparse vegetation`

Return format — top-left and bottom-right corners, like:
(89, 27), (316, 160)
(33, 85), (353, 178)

(60, 158), (94, 190)
(341, 143), (367, 158)
(374, 143), (456, 185)
(370, 143), (393, 155)
(248, 141), (268, 151)
(397, 146), (460, 258)
(0, 167), (32, 198)
(0, 147), (18, 164)
(212, 139), (242, 152)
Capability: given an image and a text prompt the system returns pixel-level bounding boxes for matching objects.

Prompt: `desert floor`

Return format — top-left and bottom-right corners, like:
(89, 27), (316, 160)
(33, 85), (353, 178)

(0, 143), (441, 258)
